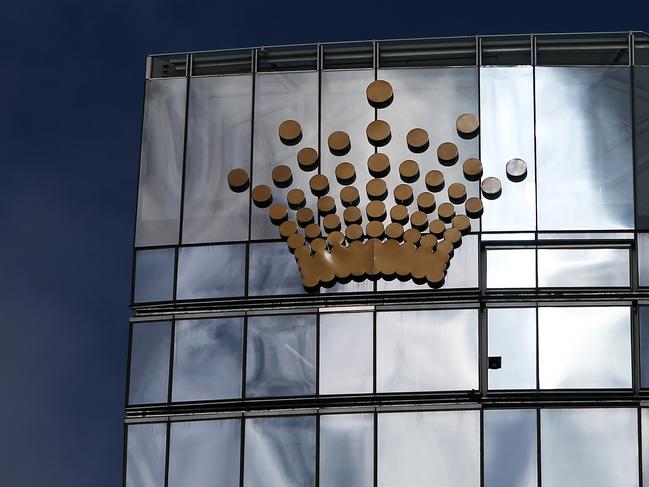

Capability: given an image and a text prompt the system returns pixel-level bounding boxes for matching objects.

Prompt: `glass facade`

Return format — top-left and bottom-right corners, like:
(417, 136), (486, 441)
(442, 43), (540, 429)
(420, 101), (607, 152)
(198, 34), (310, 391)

(126, 33), (649, 487)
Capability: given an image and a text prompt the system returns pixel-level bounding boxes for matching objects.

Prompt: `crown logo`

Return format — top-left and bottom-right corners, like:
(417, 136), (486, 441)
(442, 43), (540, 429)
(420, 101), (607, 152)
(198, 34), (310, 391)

(227, 80), (526, 290)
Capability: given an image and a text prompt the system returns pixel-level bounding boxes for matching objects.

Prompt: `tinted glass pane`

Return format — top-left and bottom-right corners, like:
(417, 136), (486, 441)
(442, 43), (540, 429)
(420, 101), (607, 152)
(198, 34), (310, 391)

(129, 322), (170, 405)
(640, 307), (649, 388)
(480, 67), (536, 231)
(635, 67), (649, 228)
(244, 416), (316, 487)
(126, 423), (166, 487)
(133, 248), (175, 303)
(378, 410), (480, 487)
(488, 308), (536, 390)
(246, 314), (316, 397)
(541, 408), (638, 487)
(538, 307), (631, 389)
(135, 78), (186, 246)
(378, 68), (480, 233)
(172, 318), (243, 402)
(183, 75), (252, 243)
(319, 312), (373, 395)
(538, 248), (630, 287)
(484, 409), (537, 487)
(639, 234), (649, 286)
(177, 244), (245, 299)
(377, 234), (478, 290)
(248, 242), (305, 296)
(536, 67), (633, 230)
(168, 419), (240, 487)
(320, 414), (374, 487)
(377, 309), (478, 392)
(487, 249), (536, 288)
(251, 72), (318, 240)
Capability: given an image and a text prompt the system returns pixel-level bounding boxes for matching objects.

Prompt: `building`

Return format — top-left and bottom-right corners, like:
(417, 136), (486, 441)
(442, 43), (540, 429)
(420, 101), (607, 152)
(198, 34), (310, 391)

(125, 32), (649, 487)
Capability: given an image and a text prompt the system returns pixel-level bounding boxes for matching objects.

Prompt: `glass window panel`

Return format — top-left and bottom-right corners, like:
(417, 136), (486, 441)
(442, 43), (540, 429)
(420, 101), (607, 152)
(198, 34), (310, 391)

(377, 309), (478, 392)
(639, 234), (649, 287)
(484, 409), (537, 487)
(377, 234), (478, 291)
(538, 307), (631, 389)
(128, 322), (170, 405)
(319, 312), (373, 395)
(320, 414), (374, 487)
(488, 308), (537, 390)
(378, 410), (480, 487)
(480, 67), (536, 231)
(133, 248), (175, 303)
(244, 415), (316, 487)
(248, 242), (305, 296)
(135, 78), (186, 246)
(538, 248), (630, 287)
(487, 249), (536, 288)
(251, 72), (318, 240)
(172, 318), (243, 402)
(183, 75), (252, 243)
(640, 307), (649, 388)
(541, 408), (638, 487)
(177, 244), (245, 299)
(168, 419), (240, 487)
(320, 70), (375, 230)
(246, 314), (316, 397)
(538, 232), (633, 240)
(378, 68), (480, 233)
(635, 67), (649, 228)
(536, 67), (633, 230)
(126, 423), (167, 487)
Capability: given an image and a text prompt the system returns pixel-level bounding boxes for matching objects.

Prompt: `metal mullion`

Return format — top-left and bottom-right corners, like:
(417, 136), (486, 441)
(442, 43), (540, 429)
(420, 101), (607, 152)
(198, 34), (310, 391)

(373, 410), (378, 487)
(479, 305), (488, 396)
(536, 408), (542, 487)
(479, 408), (484, 487)
(241, 316), (249, 400)
(163, 422), (171, 487)
(124, 321), (134, 410)
(535, 305), (540, 390)
(638, 407), (644, 487)
(167, 320), (176, 404)
(239, 417), (246, 487)
(316, 312), (321, 396)
(121, 422), (128, 487)
(315, 413), (320, 487)
(245, 52), (257, 298)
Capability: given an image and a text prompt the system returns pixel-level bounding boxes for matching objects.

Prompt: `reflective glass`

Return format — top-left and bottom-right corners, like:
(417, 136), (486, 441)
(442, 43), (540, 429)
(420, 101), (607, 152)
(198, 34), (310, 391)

(638, 234), (649, 286)
(177, 244), (245, 299)
(244, 415), (316, 487)
(378, 68), (480, 232)
(377, 234), (478, 290)
(320, 70), (375, 230)
(536, 67), (634, 230)
(538, 248), (630, 287)
(636, 68), (649, 228)
(135, 79), (186, 246)
(484, 410), (537, 487)
(487, 249), (536, 288)
(643, 409), (649, 487)
(246, 314), (316, 397)
(378, 410), (480, 487)
(480, 67), (536, 231)
(168, 419), (240, 487)
(640, 307), (649, 388)
(541, 408), (638, 487)
(129, 322), (170, 405)
(320, 414), (374, 487)
(377, 309), (478, 392)
(126, 423), (166, 487)
(133, 248), (175, 303)
(248, 242), (305, 296)
(172, 318), (243, 402)
(488, 308), (536, 390)
(319, 312), (373, 395)
(251, 72), (318, 240)
(538, 307), (631, 389)
(183, 75), (252, 243)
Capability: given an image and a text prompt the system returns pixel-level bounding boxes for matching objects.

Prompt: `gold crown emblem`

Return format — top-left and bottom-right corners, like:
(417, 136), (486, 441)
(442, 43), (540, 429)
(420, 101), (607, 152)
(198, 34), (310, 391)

(227, 80), (525, 290)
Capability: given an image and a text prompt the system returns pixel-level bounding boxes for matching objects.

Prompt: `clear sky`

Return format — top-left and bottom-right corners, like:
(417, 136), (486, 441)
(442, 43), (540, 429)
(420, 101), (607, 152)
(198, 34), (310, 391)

(0, 1), (645, 485)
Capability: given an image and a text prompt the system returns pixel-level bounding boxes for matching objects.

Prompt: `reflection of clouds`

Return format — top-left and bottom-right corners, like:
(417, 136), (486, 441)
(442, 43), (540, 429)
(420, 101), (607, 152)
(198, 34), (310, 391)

(378, 411), (480, 487)
(177, 244), (245, 299)
(539, 307), (631, 389)
(320, 414), (373, 487)
(245, 416), (315, 487)
(127, 423), (166, 487)
(129, 322), (171, 404)
(538, 248), (629, 287)
(487, 249), (536, 288)
(541, 408), (638, 487)
(377, 309), (478, 392)
(249, 243), (305, 296)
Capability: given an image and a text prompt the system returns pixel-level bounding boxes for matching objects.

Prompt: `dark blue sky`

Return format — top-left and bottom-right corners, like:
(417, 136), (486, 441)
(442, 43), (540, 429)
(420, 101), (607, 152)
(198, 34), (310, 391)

(0, 1), (645, 485)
